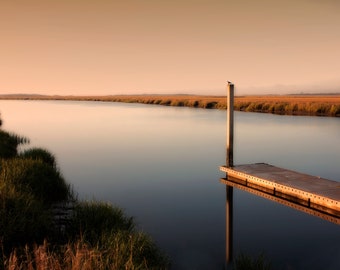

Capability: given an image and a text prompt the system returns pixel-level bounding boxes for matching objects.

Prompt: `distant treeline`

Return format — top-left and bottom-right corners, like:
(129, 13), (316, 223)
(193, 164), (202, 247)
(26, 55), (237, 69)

(1, 94), (340, 117)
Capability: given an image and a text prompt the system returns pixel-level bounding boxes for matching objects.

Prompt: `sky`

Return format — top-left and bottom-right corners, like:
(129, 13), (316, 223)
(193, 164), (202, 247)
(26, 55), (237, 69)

(1, 0), (340, 96)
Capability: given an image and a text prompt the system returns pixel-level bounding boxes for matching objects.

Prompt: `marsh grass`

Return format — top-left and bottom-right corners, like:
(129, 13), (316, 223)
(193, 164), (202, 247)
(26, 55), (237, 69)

(0, 191), (52, 252)
(3, 234), (169, 270)
(1, 201), (170, 269)
(0, 130), (29, 158)
(66, 201), (134, 242)
(0, 128), (169, 269)
(20, 148), (58, 168)
(0, 145), (72, 250)
(234, 96), (340, 116)
(2, 94), (339, 116)
(63, 201), (170, 268)
(0, 158), (71, 204)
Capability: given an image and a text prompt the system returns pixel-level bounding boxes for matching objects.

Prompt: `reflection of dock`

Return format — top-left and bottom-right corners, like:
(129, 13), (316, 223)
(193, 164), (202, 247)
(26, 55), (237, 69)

(220, 163), (340, 224)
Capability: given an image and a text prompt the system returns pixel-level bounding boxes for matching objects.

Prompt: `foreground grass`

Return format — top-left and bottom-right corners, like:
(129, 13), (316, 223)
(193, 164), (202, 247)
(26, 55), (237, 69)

(2, 201), (169, 270)
(4, 234), (168, 270)
(1, 94), (340, 117)
(0, 123), (169, 269)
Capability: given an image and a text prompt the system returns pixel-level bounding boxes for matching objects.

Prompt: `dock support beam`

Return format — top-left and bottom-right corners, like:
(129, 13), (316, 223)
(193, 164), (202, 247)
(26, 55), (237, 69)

(226, 82), (234, 267)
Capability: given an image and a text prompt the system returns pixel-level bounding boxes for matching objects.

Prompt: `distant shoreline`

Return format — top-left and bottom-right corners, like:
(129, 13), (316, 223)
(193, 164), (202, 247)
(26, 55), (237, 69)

(1, 94), (340, 117)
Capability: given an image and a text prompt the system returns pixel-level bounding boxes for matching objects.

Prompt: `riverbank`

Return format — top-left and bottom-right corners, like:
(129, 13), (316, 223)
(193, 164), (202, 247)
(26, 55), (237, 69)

(1, 94), (340, 117)
(0, 122), (170, 269)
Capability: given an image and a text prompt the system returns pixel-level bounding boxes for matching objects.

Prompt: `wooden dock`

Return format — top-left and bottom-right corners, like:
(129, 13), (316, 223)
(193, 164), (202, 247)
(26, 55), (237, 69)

(221, 83), (340, 266)
(220, 163), (340, 220)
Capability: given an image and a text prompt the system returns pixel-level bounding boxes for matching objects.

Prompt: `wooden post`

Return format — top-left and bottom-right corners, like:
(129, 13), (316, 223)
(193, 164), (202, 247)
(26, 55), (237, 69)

(226, 82), (234, 267)
(227, 82), (234, 168)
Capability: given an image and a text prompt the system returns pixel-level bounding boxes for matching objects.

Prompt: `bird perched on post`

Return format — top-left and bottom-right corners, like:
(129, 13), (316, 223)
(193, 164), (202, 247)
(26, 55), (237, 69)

(227, 81), (233, 85)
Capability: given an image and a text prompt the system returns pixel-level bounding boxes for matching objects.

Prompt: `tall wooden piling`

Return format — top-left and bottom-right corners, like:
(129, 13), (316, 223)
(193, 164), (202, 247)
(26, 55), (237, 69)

(226, 82), (234, 266)
(227, 82), (234, 168)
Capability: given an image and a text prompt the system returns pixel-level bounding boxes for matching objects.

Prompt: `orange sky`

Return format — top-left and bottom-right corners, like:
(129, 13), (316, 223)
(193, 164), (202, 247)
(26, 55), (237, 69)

(1, 0), (340, 95)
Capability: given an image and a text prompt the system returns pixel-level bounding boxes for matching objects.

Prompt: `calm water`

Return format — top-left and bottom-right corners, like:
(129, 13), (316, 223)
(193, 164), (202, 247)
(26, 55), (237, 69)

(1, 100), (340, 270)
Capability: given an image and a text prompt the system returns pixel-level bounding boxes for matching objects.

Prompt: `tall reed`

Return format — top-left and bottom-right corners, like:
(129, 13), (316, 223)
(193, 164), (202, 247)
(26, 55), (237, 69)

(3, 235), (169, 270)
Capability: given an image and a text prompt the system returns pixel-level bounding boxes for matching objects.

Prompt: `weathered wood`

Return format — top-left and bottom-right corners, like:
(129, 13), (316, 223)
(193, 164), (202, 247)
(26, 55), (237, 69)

(221, 177), (340, 225)
(225, 82), (234, 266)
(220, 163), (340, 216)
(226, 83), (234, 167)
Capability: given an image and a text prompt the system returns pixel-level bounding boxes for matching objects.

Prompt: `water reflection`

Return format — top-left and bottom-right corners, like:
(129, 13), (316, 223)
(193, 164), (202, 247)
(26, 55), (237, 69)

(223, 176), (340, 225)
(1, 100), (340, 269)
(223, 175), (340, 269)
(225, 186), (234, 265)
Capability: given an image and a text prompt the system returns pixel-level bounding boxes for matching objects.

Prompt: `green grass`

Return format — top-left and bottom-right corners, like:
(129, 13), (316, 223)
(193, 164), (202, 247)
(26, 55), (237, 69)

(0, 158), (71, 204)
(1, 201), (170, 269)
(0, 130), (29, 158)
(64, 201), (169, 268)
(0, 126), (170, 269)
(20, 148), (58, 168)
(66, 201), (135, 243)
(64, 201), (169, 269)
(0, 190), (52, 251)
(0, 136), (72, 250)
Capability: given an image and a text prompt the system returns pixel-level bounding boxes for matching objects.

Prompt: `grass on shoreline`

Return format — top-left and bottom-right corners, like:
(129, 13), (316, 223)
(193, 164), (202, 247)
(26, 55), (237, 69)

(0, 123), (170, 269)
(1, 94), (340, 117)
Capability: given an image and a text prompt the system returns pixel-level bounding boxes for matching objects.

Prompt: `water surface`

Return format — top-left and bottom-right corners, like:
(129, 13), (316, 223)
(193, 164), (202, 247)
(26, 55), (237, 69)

(1, 100), (339, 269)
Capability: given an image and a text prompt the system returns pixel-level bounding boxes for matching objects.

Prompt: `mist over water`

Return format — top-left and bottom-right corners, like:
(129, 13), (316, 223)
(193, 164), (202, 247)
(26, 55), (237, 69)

(1, 100), (339, 269)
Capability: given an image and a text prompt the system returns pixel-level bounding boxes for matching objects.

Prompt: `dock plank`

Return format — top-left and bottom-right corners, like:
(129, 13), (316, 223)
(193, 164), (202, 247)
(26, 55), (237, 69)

(220, 163), (340, 214)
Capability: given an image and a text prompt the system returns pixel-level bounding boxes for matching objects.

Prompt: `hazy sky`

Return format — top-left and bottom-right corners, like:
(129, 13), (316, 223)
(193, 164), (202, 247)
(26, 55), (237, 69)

(1, 0), (340, 95)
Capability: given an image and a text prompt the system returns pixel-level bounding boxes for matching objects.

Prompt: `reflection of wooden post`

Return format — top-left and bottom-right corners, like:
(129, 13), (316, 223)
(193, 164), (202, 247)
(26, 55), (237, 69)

(226, 82), (234, 266)
(227, 82), (234, 168)
(226, 185), (233, 265)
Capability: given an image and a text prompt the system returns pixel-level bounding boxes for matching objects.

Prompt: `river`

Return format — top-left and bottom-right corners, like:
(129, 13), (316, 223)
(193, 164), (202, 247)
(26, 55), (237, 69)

(1, 100), (339, 269)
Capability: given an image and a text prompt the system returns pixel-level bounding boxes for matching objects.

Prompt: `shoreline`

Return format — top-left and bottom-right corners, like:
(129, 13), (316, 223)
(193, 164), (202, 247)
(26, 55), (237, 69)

(1, 94), (340, 117)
